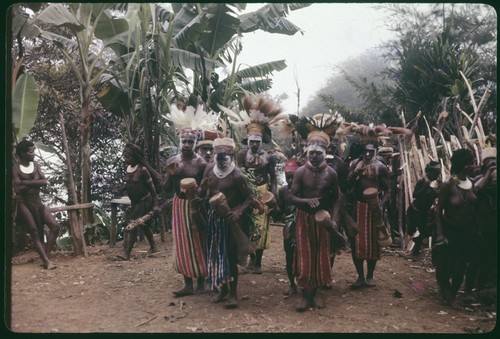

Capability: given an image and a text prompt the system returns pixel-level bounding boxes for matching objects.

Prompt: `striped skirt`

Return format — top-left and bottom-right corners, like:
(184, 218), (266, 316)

(294, 210), (332, 288)
(205, 209), (232, 289)
(354, 201), (381, 260)
(172, 195), (207, 278)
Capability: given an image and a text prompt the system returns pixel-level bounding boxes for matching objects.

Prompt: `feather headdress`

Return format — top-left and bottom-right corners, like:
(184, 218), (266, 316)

(287, 111), (346, 147)
(218, 94), (287, 143)
(163, 98), (220, 142)
(164, 103), (218, 132)
(350, 123), (413, 144)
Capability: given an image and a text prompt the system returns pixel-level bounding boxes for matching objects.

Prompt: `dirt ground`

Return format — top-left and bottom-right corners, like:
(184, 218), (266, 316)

(6, 226), (497, 334)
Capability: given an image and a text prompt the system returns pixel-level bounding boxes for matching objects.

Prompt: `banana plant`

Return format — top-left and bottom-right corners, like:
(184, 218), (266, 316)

(27, 3), (130, 254)
(12, 72), (39, 140)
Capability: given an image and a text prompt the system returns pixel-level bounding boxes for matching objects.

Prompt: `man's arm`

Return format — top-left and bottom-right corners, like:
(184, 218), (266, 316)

(377, 164), (391, 206)
(142, 166), (158, 207)
(226, 170), (254, 222)
(268, 154), (277, 194)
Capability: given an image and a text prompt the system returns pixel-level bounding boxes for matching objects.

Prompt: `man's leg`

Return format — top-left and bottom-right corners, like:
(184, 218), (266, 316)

(173, 276), (194, 297)
(365, 259), (377, 287)
(43, 208), (60, 257)
(350, 240), (365, 288)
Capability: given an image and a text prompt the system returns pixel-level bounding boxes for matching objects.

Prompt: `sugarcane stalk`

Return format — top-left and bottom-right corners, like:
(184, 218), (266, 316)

(126, 200), (170, 230)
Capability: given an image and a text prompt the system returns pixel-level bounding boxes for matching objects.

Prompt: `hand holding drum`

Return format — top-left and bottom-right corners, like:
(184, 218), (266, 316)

(362, 187), (392, 247)
(181, 178), (205, 230)
(209, 192), (255, 256)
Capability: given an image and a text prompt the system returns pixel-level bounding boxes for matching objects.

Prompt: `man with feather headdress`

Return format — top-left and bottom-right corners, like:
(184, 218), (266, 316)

(162, 96), (213, 296)
(287, 117), (342, 312)
(221, 94), (284, 274)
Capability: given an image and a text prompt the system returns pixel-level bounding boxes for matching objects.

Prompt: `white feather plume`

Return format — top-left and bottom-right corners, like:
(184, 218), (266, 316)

(163, 104), (219, 132)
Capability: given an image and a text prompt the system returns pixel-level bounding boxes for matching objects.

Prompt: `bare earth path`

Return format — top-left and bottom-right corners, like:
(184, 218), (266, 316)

(6, 226), (496, 333)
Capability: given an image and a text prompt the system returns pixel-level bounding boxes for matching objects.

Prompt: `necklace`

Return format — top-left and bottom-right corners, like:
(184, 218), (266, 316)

(20, 162), (34, 174)
(457, 177), (472, 190)
(213, 162), (235, 178)
(127, 164), (138, 173)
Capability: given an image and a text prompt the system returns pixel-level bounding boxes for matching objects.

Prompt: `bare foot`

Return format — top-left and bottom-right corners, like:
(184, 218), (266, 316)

(172, 286), (194, 297)
(147, 247), (160, 256)
(116, 254), (130, 261)
(310, 296), (324, 309)
(350, 278), (366, 289)
(211, 287), (228, 303)
(45, 262), (57, 270)
(252, 266), (262, 274)
(295, 297), (309, 312)
(284, 285), (298, 295)
(224, 296), (238, 309)
(365, 278), (376, 287)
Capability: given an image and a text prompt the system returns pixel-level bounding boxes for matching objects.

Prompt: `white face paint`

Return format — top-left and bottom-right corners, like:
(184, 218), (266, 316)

(248, 134), (262, 153)
(216, 153), (232, 169)
(307, 144), (326, 157)
(307, 144), (326, 167)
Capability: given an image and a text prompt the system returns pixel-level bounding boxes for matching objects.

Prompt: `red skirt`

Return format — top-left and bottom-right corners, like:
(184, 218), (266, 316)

(294, 210), (332, 288)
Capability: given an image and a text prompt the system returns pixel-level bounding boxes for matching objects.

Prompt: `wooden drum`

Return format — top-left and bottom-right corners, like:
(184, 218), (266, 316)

(166, 162), (179, 175)
(362, 187), (379, 204)
(260, 191), (276, 207)
(362, 187), (392, 247)
(180, 178), (197, 200)
(209, 192), (230, 216)
(315, 209), (332, 230)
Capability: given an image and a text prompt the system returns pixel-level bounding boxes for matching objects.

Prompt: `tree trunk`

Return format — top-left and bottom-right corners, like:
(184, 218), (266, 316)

(60, 112), (88, 257)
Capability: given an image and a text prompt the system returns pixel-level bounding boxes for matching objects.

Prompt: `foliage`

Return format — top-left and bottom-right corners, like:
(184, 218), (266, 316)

(344, 3), (496, 136)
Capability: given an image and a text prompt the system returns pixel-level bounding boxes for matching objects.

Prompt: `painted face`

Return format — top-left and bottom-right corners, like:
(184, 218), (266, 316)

(307, 144), (326, 168)
(249, 140), (262, 154)
(198, 145), (214, 162)
(215, 152), (232, 169)
(180, 138), (196, 154)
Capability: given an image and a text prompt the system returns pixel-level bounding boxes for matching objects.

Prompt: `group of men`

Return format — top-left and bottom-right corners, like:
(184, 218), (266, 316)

(12, 96), (496, 311)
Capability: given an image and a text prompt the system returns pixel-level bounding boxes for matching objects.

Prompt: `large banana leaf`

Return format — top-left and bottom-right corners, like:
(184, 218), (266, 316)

(170, 48), (224, 71)
(199, 3), (241, 56)
(12, 10), (40, 38)
(94, 10), (129, 39)
(239, 3), (310, 35)
(32, 3), (85, 32)
(171, 9), (205, 50)
(12, 74), (39, 139)
(235, 60), (287, 80)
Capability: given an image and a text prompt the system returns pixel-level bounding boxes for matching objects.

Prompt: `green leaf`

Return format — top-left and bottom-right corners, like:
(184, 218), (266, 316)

(12, 74), (39, 139)
(32, 3), (85, 32)
(170, 48), (224, 71)
(239, 3), (306, 35)
(236, 60), (287, 79)
(94, 10), (129, 39)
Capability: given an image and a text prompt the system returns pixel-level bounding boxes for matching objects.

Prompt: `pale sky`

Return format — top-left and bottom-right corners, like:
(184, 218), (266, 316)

(236, 3), (395, 114)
